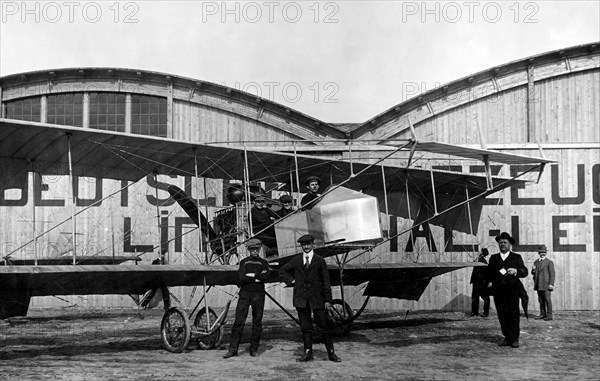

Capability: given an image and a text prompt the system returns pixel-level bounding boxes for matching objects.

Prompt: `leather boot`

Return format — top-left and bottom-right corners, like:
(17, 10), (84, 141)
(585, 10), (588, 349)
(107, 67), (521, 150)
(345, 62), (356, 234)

(323, 333), (342, 362)
(297, 332), (314, 362)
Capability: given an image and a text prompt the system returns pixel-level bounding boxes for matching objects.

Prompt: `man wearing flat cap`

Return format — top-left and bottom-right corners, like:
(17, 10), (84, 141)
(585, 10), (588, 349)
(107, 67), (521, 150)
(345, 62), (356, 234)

(276, 194), (294, 218)
(531, 245), (555, 321)
(279, 234), (341, 362)
(300, 176), (321, 210)
(486, 232), (528, 348)
(249, 195), (279, 256)
(224, 238), (273, 358)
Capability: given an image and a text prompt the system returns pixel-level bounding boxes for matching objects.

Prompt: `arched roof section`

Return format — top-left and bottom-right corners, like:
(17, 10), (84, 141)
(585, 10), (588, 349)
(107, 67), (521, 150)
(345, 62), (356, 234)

(350, 42), (600, 143)
(0, 67), (347, 143)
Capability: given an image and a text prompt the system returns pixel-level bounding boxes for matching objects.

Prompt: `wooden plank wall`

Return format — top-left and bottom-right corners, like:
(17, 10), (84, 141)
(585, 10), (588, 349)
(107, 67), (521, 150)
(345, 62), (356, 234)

(5, 63), (600, 314)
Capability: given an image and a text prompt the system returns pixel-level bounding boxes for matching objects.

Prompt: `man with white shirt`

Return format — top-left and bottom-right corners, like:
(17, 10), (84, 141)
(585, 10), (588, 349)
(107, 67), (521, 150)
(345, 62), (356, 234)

(486, 232), (528, 348)
(531, 245), (555, 321)
(279, 234), (341, 362)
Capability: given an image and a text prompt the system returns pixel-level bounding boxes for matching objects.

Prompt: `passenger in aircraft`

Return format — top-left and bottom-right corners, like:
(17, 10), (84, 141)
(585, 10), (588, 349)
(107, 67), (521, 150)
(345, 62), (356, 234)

(249, 195), (279, 255)
(300, 176), (321, 210)
(486, 232), (528, 348)
(279, 234), (342, 362)
(276, 194), (294, 218)
(470, 248), (490, 317)
(224, 238), (273, 358)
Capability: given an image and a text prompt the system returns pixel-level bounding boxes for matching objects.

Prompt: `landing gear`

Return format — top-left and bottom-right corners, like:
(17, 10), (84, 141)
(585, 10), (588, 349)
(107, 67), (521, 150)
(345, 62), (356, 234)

(328, 299), (354, 336)
(160, 303), (230, 353)
(160, 307), (191, 353)
(194, 306), (224, 350)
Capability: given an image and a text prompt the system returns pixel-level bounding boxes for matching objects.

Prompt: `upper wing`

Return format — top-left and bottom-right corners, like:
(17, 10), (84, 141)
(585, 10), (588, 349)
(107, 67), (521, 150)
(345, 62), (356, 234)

(0, 118), (550, 235)
(329, 262), (485, 300)
(1, 118), (548, 185)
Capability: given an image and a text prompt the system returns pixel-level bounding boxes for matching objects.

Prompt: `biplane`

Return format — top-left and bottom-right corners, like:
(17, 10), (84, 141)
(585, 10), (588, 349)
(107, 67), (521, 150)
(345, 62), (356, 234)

(0, 117), (552, 352)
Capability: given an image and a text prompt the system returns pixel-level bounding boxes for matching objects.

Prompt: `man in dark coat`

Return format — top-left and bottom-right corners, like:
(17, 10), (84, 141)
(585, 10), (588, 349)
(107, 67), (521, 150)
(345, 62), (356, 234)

(470, 248), (490, 317)
(224, 239), (273, 358)
(279, 234), (341, 362)
(486, 232), (528, 348)
(249, 195), (279, 256)
(531, 245), (555, 321)
(276, 194), (294, 218)
(300, 176), (321, 210)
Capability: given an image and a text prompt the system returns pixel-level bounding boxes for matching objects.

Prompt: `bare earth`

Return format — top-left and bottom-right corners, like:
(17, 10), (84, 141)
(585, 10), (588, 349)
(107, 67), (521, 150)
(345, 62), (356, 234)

(1, 308), (598, 381)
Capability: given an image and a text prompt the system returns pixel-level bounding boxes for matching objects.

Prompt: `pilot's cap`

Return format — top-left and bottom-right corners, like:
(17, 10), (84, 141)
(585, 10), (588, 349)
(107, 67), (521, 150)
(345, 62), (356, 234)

(538, 245), (547, 253)
(279, 194), (293, 203)
(246, 238), (262, 249)
(297, 234), (315, 244)
(304, 176), (321, 186)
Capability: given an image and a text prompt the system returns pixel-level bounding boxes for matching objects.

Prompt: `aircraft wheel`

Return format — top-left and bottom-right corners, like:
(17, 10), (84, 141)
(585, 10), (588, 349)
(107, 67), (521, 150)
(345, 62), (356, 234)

(194, 306), (224, 350)
(160, 307), (191, 353)
(328, 299), (354, 336)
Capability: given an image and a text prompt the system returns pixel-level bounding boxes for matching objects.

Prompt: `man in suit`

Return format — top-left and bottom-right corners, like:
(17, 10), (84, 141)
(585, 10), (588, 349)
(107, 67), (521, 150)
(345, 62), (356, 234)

(279, 234), (341, 362)
(470, 248), (490, 317)
(531, 245), (555, 321)
(486, 232), (528, 348)
(224, 238), (273, 358)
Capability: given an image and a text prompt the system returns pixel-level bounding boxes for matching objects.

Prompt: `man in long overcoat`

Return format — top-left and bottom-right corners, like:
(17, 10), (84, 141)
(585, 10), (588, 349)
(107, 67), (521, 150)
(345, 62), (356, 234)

(279, 234), (341, 362)
(531, 245), (555, 321)
(486, 232), (528, 348)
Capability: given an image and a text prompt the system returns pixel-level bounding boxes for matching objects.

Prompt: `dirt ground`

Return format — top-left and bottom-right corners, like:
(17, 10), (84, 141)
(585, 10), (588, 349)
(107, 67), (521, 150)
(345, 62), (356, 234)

(1, 307), (598, 381)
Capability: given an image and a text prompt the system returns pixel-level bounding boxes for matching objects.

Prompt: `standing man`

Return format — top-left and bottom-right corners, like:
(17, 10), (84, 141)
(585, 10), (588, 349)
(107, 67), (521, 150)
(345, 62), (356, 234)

(486, 232), (528, 348)
(224, 238), (273, 358)
(531, 245), (555, 321)
(279, 234), (341, 362)
(300, 176), (321, 210)
(470, 248), (490, 317)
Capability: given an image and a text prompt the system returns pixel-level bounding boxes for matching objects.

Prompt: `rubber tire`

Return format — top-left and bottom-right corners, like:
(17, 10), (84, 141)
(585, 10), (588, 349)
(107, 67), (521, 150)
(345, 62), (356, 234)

(194, 306), (224, 350)
(160, 307), (191, 353)
(328, 299), (354, 336)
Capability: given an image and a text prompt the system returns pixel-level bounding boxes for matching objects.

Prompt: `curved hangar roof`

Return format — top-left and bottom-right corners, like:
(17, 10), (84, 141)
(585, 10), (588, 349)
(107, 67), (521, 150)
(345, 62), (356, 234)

(0, 42), (597, 142)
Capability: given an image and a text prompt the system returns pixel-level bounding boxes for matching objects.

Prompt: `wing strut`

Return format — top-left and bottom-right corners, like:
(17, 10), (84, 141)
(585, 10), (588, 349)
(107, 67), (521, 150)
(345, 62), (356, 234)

(31, 169), (38, 266)
(153, 173), (163, 262)
(67, 133), (77, 264)
(406, 178), (416, 251)
(293, 143), (301, 205)
(430, 169), (438, 216)
(381, 165), (389, 217)
(243, 146), (253, 236)
(193, 148), (209, 263)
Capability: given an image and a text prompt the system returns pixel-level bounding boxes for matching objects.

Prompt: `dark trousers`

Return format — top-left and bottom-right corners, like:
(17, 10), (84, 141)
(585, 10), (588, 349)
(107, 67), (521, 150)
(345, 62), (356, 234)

(296, 304), (334, 351)
(494, 291), (521, 344)
(228, 290), (265, 352)
(471, 287), (490, 315)
(537, 290), (553, 317)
